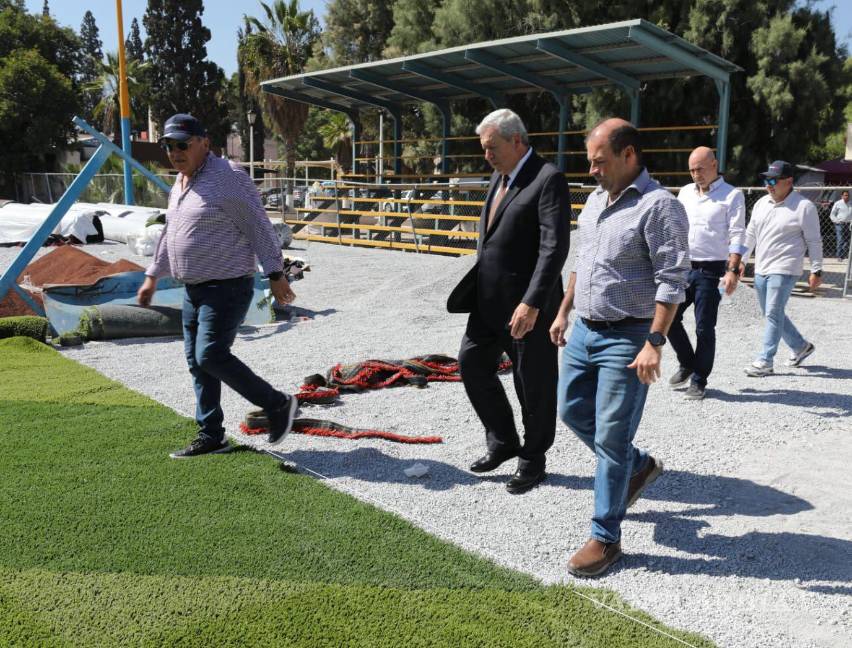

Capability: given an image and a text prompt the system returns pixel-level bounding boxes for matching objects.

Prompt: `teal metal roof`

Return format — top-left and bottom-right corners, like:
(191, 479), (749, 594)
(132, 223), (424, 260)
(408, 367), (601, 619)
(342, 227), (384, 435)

(261, 19), (741, 113)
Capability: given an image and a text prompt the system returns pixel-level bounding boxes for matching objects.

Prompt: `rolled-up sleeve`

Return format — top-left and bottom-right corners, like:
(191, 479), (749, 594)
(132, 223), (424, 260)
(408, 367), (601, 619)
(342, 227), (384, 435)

(145, 220), (172, 278)
(728, 190), (748, 255)
(645, 199), (690, 304)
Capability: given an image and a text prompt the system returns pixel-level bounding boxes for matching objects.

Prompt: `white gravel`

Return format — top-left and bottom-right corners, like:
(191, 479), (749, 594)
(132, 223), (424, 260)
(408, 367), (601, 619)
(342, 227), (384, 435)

(3, 240), (851, 648)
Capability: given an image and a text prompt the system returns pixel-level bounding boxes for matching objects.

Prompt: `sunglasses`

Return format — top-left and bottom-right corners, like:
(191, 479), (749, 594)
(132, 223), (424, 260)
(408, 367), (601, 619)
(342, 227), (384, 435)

(763, 177), (782, 186)
(160, 139), (192, 152)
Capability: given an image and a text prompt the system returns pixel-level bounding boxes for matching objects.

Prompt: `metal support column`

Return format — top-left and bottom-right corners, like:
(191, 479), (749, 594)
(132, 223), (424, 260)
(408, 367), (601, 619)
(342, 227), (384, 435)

(629, 89), (641, 126)
(557, 96), (570, 173)
(714, 79), (731, 173)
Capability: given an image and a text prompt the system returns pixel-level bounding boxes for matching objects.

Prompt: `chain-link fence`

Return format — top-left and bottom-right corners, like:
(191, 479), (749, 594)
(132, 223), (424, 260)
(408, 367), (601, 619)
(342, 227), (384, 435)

(12, 171), (852, 263)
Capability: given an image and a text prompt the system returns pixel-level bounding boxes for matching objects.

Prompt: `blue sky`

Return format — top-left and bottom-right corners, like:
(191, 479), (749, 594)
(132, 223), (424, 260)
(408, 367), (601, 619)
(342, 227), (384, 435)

(25, 1), (852, 78)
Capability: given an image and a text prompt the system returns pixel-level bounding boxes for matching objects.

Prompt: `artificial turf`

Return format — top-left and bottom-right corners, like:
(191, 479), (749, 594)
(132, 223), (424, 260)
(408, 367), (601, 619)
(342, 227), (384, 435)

(0, 337), (714, 647)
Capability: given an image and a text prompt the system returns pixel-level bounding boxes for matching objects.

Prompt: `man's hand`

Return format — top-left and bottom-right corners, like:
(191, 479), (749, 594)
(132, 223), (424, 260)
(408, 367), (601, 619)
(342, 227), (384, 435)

(723, 270), (739, 296)
(270, 276), (296, 305)
(627, 342), (662, 385)
(549, 311), (569, 347)
(136, 275), (157, 307)
(509, 303), (539, 339)
(808, 273), (822, 291)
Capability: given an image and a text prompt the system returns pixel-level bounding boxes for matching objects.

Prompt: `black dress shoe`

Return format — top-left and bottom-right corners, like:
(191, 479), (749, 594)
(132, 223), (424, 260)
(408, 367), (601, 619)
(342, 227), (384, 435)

(505, 466), (546, 494)
(469, 448), (518, 473)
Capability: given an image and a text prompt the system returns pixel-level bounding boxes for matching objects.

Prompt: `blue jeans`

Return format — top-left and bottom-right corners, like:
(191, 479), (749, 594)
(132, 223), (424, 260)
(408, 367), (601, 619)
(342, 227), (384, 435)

(557, 318), (651, 544)
(667, 264), (724, 388)
(753, 274), (807, 364)
(835, 223), (849, 259)
(183, 276), (287, 442)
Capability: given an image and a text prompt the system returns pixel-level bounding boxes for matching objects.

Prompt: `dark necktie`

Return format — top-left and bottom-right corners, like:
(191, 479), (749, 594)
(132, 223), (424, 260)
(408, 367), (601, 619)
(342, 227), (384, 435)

(487, 175), (509, 231)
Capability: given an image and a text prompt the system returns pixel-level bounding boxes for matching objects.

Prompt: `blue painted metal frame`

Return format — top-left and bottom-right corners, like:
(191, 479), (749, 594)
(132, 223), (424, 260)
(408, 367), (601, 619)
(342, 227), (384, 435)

(0, 117), (170, 308)
(120, 116), (135, 205)
(402, 61), (504, 110)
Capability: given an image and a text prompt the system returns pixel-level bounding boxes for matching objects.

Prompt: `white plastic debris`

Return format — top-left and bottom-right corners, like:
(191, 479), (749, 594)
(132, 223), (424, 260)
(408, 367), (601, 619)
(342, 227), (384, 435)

(403, 462), (429, 478)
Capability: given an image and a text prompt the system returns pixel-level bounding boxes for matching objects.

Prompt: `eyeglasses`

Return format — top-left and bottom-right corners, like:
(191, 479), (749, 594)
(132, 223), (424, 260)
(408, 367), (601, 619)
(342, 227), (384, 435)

(160, 139), (192, 152)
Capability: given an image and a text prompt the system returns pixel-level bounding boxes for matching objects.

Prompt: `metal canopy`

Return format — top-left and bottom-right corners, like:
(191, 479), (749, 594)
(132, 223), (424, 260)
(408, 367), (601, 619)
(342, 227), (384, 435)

(261, 18), (742, 172)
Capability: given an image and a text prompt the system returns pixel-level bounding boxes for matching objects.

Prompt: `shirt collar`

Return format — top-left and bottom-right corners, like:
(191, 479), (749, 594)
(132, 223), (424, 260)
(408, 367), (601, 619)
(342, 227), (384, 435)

(597, 167), (651, 204)
(693, 175), (724, 195)
(179, 152), (212, 185)
(504, 147), (533, 187)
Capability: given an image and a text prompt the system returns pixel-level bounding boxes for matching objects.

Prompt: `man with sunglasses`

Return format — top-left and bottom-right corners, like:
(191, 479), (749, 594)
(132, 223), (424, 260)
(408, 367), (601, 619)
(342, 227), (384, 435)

(138, 113), (298, 458)
(741, 161), (823, 377)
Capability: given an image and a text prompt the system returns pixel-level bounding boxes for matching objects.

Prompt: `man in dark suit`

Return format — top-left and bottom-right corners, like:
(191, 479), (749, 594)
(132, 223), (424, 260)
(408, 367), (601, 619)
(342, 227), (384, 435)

(448, 108), (570, 494)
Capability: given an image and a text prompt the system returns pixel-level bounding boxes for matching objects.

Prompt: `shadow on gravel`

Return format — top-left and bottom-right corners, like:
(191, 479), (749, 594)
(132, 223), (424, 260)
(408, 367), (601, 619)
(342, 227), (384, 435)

(796, 364), (852, 380)
(283, 447), (480, 491)
(710, 387), (852, 417)
(623, 471), (851, 587)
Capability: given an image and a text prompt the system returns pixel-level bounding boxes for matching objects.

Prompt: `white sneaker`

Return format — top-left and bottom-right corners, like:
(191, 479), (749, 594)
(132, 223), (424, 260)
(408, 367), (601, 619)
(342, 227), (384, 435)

(745, 360), (774, 377)
(786, 342), (815, 367)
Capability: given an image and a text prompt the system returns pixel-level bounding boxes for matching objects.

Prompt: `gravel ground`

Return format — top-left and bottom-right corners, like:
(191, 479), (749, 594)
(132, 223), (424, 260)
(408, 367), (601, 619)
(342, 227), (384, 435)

(3, 241), (850, 648)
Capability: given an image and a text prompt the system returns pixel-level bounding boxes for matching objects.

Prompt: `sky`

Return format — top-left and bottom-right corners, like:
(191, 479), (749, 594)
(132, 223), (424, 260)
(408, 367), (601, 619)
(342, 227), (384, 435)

(24, 1), (852, 78)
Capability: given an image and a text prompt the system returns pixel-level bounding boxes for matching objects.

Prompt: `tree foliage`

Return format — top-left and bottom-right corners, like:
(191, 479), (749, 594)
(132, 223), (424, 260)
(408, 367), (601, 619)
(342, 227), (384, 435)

(125, 17), (144, 64)
(0, 0), (80, 190)
(143, 0), (229, 145)
(324, 0), (395, 65)
(315, 0), (850, 182)
(81, 52), (150, 137)
(78, 10), (103, 126)
(241, 0), (321, 178)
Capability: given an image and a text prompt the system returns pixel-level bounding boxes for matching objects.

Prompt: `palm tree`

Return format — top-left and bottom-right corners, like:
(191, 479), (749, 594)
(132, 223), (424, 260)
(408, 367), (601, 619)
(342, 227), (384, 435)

(318, 111), (352, 171)
(241, 0), (321, 182)
(81, 52), (150, 137)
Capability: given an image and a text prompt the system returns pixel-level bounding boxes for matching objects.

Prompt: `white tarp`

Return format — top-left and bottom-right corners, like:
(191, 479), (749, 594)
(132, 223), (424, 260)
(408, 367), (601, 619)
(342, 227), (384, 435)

(0, 202), (99, 244)
(0, 202), (165, 250)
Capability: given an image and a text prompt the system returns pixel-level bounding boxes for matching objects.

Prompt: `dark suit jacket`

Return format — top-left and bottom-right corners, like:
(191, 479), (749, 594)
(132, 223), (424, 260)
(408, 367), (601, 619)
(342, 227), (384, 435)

(448, 151), (571, 324)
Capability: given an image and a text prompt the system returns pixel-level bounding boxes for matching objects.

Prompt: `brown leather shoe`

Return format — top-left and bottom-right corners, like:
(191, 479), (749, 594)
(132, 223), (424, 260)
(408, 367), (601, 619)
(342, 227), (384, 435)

(568, 539), (622, 577)
(626, 456), (663, 508)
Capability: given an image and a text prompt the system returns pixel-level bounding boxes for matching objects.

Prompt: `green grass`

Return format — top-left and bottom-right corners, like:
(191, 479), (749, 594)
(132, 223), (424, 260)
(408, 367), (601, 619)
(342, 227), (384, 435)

(0, 337), (714, 647)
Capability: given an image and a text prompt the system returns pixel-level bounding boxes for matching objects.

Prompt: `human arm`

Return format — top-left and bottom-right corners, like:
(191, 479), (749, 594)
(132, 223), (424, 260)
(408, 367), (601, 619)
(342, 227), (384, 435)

(627, 301), (678, 384)
(801, 201), (823, 287)
(549, 271), (576, 346)
(136, 275), (157, 307)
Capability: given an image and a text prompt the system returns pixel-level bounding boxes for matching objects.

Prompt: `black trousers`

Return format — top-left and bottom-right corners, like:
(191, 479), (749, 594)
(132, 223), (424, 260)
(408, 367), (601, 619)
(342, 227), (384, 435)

(458, 308), (558, 471)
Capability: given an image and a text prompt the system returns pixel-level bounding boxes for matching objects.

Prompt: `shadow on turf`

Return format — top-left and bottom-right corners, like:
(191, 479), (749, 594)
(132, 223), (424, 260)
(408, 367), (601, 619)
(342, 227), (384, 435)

(709, 385), (852, 417)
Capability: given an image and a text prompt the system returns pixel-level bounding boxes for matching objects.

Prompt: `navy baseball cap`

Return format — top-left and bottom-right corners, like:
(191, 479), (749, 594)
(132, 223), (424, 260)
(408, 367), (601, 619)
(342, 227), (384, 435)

(161, 113), (206, 142)
(760, 160), (794, 179)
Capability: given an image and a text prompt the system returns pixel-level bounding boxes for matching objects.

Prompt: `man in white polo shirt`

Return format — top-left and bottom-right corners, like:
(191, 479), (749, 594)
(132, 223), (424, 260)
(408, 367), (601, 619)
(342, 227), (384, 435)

(828, 190), (851, 261)
(671, 147), (747, 400)
(742, 160), (823, 377)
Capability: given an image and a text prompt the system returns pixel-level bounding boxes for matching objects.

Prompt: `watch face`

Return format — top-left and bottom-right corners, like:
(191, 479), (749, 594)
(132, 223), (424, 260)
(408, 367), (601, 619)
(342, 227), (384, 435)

(649, 332), (666, 347)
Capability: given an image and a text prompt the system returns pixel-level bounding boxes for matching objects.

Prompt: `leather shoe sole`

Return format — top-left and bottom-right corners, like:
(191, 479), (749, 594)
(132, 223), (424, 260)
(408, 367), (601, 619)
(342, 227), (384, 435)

(469, 449), (518, 473)
(505, 469), (546, 494)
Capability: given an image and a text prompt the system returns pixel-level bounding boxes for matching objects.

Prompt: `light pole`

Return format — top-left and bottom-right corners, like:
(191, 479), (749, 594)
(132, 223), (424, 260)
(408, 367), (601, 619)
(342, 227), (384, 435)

(247, 109), (256, 180)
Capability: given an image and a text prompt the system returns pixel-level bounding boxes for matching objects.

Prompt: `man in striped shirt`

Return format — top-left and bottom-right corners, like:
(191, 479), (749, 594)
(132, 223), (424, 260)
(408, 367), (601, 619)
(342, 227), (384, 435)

(549, 118), (690, 577)
(137, 113), (298, 458)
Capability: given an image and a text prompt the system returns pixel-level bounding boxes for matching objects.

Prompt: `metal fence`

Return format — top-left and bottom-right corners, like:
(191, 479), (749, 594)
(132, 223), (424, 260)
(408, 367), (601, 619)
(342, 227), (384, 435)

(12, 171), (852, 262)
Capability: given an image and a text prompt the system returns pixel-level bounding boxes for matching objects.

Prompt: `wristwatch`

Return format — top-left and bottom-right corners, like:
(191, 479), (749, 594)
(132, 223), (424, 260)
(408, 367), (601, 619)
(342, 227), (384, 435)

(648, 331), (666, 347)
(812, 270), (822, 278)
(267, 271), (284, 281)
(726, 266), (739, 274)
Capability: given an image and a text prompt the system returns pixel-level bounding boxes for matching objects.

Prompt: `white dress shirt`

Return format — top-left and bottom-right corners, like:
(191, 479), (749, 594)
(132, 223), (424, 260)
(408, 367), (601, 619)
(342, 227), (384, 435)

(677, 176), (747, 262)
(743, 190), (823, 275)
(829, 198), (852, 224)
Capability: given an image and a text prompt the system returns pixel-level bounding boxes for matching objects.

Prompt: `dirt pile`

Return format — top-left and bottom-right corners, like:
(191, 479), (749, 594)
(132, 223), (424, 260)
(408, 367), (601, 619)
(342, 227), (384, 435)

(1, 247), (144, 318)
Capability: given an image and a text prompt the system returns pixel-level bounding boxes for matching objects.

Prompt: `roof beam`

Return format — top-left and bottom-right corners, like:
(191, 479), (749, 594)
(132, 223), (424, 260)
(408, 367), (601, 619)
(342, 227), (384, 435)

(535, 39), (639, 91)
(402, 61), (503, 108)
(464, 49), (581, 96)
(349, 69), (449, 111)
(627, 25), (729, 83)
(263, 85), (359, 122)
(301, 77), (403, 118)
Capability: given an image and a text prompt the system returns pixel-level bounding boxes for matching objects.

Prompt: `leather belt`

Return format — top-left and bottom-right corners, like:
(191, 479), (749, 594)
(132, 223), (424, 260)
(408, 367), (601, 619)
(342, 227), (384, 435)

(581, 317), (652, 331)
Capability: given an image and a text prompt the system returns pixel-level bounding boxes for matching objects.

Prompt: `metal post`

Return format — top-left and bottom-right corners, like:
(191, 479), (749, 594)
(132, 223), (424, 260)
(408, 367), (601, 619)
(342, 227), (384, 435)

(247, 109), (256, 181)
(715, 79), (731, 173)
(378, 112), (384, 181)
(115, 0), (134, 205)
(557, 96), (570, 173)
(629, 90), (641, 127)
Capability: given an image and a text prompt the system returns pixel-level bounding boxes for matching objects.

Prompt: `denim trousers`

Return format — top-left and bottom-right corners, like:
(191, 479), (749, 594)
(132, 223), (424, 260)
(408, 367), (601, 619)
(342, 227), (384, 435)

(835, 223), (849, 259)
(182, 276), (287, 442)
(753, 273), (807, 364)
(667, 264), (724, 388)
(557, 318), (651, 544)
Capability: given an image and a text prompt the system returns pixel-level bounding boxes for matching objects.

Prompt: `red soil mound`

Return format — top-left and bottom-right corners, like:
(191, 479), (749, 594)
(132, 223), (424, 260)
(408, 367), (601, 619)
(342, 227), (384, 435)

(16, 246), (143, 287)
(1, 247), (144, 318)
